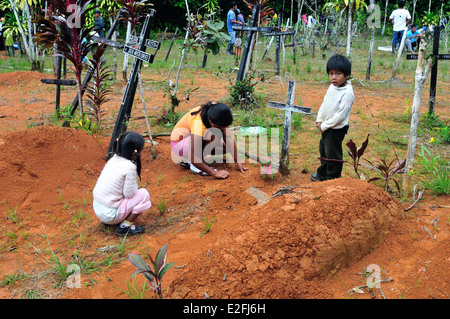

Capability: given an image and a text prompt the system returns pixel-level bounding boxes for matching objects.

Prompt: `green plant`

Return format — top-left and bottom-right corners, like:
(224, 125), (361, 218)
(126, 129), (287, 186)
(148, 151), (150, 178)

(84, 43), (112, 131)
(116, 277), (148, 299)
(128, 243), (174, 299)
(154, 108), (182, 127)
(416, 145), (449, 195)
(33, 0), (98, 114)
(200, 215), (217, 237)
(156, 196), (167, 215)
(187, 8), (230, 56)
(421, 11), (440, 26)
(345, 134), (370, 179)
(228, 72), (265, 110)
(363, 158), (406, 194)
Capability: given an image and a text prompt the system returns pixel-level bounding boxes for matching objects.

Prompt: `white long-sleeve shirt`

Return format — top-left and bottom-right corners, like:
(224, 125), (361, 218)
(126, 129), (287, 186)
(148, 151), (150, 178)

(316, 82), (355, 132)
(93, 155), (139, 208)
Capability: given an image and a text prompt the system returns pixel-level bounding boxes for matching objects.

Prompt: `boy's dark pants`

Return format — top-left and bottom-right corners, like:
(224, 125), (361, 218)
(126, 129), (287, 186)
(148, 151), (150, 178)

(317, 125), (349, 180)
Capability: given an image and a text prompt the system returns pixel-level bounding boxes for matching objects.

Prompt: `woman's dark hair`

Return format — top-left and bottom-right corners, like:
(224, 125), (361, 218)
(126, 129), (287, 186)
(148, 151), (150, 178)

(398, 0), (405, 8)
(191, 101), (233, 129)
(113, 131), (145, 179)
(326, 54), (352, 77)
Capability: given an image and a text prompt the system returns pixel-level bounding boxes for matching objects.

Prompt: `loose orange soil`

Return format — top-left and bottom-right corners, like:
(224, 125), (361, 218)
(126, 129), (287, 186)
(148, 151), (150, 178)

(0, 57), (448, 300)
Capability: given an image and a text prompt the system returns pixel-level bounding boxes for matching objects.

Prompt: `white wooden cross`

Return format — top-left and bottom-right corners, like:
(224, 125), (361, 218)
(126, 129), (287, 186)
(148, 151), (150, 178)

(267, 80), (311, 175)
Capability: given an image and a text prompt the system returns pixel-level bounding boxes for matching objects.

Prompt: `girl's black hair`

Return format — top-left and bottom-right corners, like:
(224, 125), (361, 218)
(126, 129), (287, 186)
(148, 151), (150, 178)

(326, 54), (352, 77)
(113, 131), (145, 179)
(191, 101), (233, 129)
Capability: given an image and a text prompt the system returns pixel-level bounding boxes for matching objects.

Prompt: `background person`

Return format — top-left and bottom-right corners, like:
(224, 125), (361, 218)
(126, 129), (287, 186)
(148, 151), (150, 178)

(389, 0), (411, 54)
(226, 1), (243, 55)
(405, 25), (422, 53)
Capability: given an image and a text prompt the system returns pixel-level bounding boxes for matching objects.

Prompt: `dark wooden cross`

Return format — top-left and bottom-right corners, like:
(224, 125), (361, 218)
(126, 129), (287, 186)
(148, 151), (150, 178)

(232, 4), (274, 83)
(107, 10), (160, 157)
(406, 26), (449, 114)
(267, 80), (311, 175)
(260, 12), (295, 75)
(41, 54), (77, 114)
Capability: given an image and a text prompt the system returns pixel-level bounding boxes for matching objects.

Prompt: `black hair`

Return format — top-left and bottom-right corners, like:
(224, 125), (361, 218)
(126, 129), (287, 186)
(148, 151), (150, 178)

(326, 54), (352, 77)
(398, 0), (405, 8)
(113, 131), (145, 179)
(191, 101), (233, 129)
(230, 1), (237, 8)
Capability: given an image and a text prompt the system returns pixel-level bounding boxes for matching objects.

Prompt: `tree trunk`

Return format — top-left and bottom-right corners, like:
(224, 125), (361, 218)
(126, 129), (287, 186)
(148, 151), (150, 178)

(366, 0), (376, 80)
(9, 0), (36, 69)
(346, 4), (353, 57)
(381, 0), (388, 36)
(402, 32), (433, 196)
(391, 29), (407, 78)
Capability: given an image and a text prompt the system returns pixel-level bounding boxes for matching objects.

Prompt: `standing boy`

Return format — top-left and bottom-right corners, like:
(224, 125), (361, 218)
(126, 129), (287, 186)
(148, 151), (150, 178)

(311, 54), (355, 182)
(226, 1), (243, 55)
(389, 0), (411, 54)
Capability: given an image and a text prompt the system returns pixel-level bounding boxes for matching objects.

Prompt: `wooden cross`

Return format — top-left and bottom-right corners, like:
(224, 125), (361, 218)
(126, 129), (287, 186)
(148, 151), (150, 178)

(406, 26), (449, 114)
(232, 4), (274, 83)
(107, 10), (159, 157)
(267, 80), (311, 175)
(41, 54), (77, 114)
(260, 12), (295, 75)
(64, 11), (122, 122)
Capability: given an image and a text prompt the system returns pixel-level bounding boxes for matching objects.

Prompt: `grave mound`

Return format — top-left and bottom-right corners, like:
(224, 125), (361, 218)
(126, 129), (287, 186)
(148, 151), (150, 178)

(167, 178), (404, 299)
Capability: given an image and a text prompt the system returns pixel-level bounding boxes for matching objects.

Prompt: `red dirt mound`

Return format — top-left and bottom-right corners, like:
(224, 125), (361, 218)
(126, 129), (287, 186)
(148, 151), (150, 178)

(0, 125), (448, 300)
(167, 179), (404, 299)
(0, 125), (104, 213)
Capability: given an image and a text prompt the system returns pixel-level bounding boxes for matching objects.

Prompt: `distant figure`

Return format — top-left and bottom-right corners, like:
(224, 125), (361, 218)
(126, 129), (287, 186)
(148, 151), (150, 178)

(405, 25), (423, 54)
(307, 14), (316, 28)
(237, 8), (245, 26)
(226, 1), (243, 55)
(0, 17), (5, 51)
(389, 0), (411, 54)
(94, 10), (104, 37)
(302, 14), (307, 25)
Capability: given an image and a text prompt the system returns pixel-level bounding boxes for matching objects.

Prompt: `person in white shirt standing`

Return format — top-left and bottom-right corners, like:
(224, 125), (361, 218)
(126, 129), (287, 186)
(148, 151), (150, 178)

(311, 55), (355, 182)
(389, 0), (411, 54)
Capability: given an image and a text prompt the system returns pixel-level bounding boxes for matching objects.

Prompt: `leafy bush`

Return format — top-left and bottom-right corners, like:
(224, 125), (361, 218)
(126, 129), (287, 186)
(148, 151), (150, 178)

(228, 72), (265, 110)
(416, 145), (449, 195)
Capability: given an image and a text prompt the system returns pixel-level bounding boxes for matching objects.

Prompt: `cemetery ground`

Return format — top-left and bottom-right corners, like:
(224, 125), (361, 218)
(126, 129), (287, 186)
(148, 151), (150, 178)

(0, 34), (449, 300)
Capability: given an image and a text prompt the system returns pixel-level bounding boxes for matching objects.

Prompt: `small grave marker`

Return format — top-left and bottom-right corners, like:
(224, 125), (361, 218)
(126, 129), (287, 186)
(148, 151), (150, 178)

(267, 80), (311, 175)
(260, 12), (295, 75)
(232, 4), (275, 83)
(41, 55), (77, 113)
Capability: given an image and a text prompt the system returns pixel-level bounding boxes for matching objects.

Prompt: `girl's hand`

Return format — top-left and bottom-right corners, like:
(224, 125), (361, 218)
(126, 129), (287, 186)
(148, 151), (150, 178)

(213, 169), (229, 179)
(235, 163), (248, 173)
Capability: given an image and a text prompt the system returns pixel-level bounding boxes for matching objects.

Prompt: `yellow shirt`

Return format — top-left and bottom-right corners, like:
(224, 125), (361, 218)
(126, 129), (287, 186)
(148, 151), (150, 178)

(170, 106), (207, 143)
